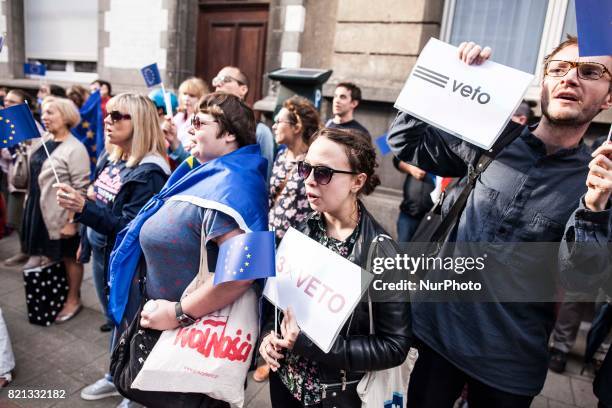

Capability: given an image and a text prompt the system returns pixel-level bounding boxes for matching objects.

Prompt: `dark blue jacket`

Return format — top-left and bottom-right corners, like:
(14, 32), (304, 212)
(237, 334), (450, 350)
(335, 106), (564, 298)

(387, 111), (593, 396)
(76, 153), (171, 284)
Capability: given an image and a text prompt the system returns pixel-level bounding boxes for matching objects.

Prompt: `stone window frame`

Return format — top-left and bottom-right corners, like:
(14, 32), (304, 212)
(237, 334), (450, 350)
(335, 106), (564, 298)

(440, 0), (575, 101)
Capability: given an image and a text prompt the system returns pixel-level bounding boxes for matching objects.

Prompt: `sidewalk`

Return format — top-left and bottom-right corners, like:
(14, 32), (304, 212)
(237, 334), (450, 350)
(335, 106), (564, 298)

(0, 232), (601, 407)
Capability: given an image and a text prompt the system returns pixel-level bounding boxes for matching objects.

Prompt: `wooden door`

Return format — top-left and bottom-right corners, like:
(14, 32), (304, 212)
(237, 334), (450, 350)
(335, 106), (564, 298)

(196, 2), (269, 107)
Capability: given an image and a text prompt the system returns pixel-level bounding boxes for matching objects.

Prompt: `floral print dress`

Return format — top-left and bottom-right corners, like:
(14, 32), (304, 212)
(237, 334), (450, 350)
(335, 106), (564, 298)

(268, 148), (311, 242)
(278, 210), (361, 406)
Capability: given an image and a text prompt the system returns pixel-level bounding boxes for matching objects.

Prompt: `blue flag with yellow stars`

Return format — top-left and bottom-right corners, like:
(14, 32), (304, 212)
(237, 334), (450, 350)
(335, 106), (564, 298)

(214, 231), (276, 285)
(0, 103), (41, 148)
(72, 90), (104, 176)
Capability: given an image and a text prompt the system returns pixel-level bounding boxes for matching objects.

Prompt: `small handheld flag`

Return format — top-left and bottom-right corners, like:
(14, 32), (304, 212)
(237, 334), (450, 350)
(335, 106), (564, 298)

(575, 0), (612, 57)
(141, 63), (162, 87)
(214, 231), (276, 286)
(0, 103), (41, 148)
(1, 103), (59, 183)
(23, 63), (47, 76)
(141, 63), (173, 118)
(376, 134), (392, 156)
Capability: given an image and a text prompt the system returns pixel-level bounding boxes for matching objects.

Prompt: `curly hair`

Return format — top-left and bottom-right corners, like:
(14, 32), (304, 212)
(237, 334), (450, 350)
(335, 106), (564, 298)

(283, 96), (321, 146)
(311, 127), (380, 196)
(198, 92), (256, 147)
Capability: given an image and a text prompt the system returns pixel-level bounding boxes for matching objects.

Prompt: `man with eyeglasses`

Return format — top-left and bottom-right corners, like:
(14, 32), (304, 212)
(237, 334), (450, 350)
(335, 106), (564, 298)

(212, 66), (275, 184)
(387, 35), (611, 406)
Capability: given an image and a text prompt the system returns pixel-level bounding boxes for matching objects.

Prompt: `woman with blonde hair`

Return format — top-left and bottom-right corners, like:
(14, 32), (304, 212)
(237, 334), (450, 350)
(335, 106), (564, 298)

(21, 96), (90, 321)
(56, 93), (170, 403)
(162, 77), (209, 163)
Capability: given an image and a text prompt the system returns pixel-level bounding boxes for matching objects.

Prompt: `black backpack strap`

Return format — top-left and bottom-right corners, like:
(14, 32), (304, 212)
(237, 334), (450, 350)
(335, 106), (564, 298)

(429, 122), (524, 244)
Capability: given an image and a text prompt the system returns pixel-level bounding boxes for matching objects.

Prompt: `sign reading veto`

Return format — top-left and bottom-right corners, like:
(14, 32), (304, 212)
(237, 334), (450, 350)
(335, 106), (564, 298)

(263, 228), (368, 353)
(395, 38), (534, 150)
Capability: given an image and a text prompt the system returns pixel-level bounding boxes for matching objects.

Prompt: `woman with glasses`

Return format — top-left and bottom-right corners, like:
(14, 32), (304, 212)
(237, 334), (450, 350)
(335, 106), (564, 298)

(259, 128), (412, 407)
(268, 96), (320, 243)
(55, 93), (170, 402)
(162, 77), (209, 164)
(21, 96), (90, 321)
(105, 92), (267, 407)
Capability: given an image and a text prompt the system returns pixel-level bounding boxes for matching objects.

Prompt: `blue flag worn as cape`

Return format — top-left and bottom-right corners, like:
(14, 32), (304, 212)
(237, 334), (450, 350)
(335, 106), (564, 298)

(107, 144), (268, 324)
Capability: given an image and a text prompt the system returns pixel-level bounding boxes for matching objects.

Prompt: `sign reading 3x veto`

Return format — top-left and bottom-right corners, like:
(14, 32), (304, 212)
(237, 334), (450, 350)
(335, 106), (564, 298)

(395, 38), (534, 150)
(412, 65), (491, 105)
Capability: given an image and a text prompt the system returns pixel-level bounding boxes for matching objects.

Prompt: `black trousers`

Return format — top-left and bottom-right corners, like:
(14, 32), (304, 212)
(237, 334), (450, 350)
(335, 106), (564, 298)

(408, 339), (534, 408)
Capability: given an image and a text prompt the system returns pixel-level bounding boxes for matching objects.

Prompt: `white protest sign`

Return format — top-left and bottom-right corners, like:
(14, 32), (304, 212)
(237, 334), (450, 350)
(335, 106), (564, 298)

(395, 38), (534, 150)
(263, 227), (367, 353)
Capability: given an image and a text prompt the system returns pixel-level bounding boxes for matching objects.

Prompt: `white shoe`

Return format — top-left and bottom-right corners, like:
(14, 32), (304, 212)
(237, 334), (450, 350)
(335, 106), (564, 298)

(117, 398), (144, 408)
(80, 377), (120, 400)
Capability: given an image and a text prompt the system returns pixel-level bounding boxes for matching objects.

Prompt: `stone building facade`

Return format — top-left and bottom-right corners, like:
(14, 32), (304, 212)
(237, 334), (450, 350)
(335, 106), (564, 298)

(0, 0), (609, 235)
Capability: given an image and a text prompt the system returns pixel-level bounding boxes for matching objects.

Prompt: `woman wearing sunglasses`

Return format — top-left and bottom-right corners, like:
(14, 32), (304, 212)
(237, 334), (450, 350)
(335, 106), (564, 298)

(102, 92), (267, 406)
(259, 128), (412, 407)
(21, 96), (90, 320)
(54, 93), (170, 402)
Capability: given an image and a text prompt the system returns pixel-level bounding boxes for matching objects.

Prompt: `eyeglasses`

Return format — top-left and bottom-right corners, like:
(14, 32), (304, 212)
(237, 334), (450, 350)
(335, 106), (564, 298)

(545, 60), (611, 81)
(107, 110), (131, 123)
(297, 161), (359, 185)
(212, 75), (245, 88)
(190, 115), (218, 130)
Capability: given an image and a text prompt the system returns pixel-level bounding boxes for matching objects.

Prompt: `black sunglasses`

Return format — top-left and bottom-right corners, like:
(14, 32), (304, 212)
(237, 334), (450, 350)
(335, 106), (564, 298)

(107, 110), (131, 123)
(297, 161), (358, 185)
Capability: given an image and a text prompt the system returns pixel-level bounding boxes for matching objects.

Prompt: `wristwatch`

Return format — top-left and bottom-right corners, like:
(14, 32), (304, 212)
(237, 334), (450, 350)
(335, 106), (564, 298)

(175, 302), (197, 327)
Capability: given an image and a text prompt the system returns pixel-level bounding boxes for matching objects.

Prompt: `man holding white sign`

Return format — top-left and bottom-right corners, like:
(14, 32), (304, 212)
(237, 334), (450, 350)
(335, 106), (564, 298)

(388, 37), (612, 406)
(395, 38), (534, 150)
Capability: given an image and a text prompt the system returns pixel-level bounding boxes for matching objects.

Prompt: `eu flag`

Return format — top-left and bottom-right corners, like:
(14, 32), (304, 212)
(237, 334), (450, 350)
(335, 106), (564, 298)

(376, 134), (391, 155)
(0, 103), (41, 148)
(23, 63), (47, 76)
(214, 231), (276, 285)
(72, 90), (104, 175)
(141, 63), (162, 87)
(576, 0), (612, 57)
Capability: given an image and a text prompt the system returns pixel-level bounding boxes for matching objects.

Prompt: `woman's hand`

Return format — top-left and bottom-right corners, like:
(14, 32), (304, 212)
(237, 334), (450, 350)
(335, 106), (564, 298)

(59, 222), (78, 238)
(275, 307), (300, 351)
(259, 331), (284, 371)
(54, 182), (86, 213)
(86, 184), (96, 201)
(161, 117), (180, 151)
(140, 299), (180, 331)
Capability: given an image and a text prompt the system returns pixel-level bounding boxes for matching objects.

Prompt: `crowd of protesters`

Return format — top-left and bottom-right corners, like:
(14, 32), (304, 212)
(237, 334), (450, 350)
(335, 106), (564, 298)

(0, 31), (610, 408)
